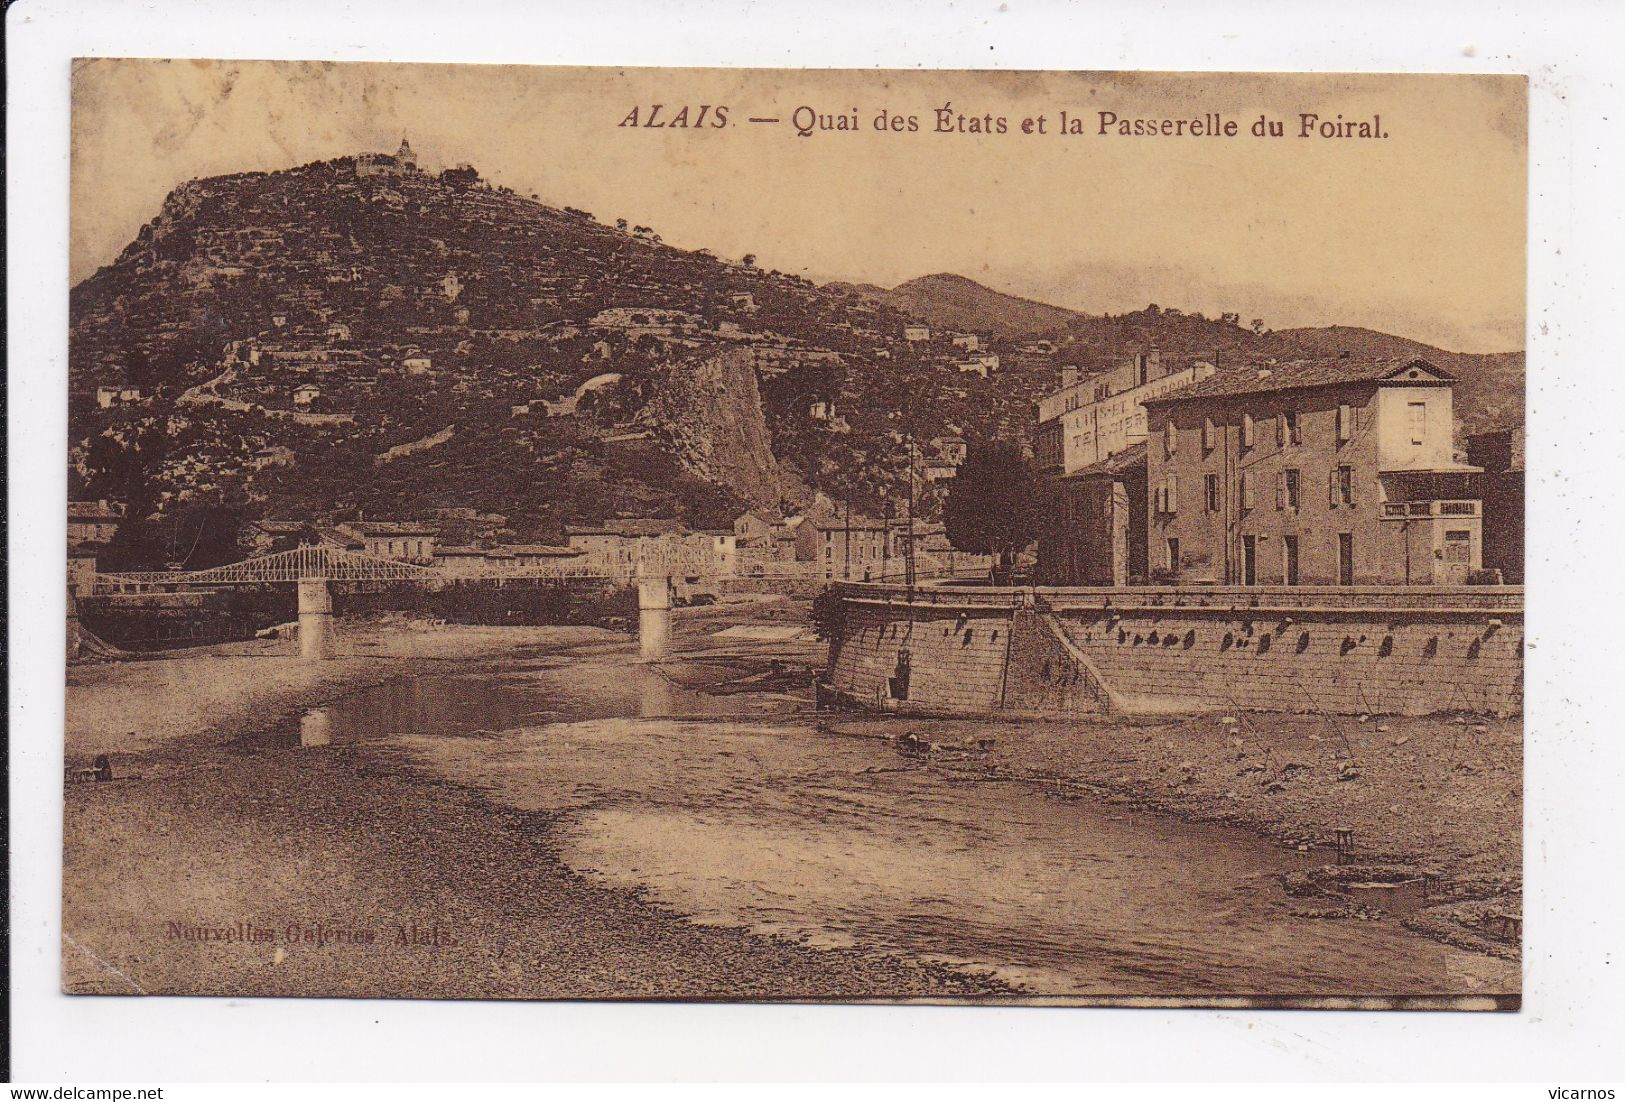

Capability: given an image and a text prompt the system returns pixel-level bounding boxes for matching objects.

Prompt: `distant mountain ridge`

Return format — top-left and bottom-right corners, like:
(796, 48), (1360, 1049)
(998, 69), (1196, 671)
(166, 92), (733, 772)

(849, 274), (1523, 435)
(831, 272), (1084, 340)
(1271, 325), (1525, 433)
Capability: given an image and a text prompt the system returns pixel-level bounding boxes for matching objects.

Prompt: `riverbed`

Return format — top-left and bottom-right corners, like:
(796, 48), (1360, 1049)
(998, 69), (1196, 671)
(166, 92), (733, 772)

(278, 640), (1517, 1001)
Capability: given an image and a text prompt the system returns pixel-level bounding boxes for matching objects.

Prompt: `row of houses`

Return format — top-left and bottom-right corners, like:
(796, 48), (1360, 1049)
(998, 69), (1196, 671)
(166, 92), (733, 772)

(1035, 351), (1524, 587)
(734, 507), (991, 581)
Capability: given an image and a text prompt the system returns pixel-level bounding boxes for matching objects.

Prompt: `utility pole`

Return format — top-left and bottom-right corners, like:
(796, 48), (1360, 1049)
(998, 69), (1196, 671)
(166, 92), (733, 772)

(843, 493), (851, 581)
(905, 435), (917, 591)
(882, 500), (892, 581)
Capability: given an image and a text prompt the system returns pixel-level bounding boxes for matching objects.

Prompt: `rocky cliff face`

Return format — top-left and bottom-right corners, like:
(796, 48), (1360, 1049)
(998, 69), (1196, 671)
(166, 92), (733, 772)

(639, 348), (794, 509)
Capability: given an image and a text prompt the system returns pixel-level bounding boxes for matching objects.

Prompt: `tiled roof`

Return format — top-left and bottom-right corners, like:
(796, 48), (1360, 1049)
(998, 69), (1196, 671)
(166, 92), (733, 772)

(1059, 441), (1148, 480)
(1141, 357), (1452, 406)
(341, 520), (439, 536)
(807, 516), (888, 532)
(565, 519), (687, 538)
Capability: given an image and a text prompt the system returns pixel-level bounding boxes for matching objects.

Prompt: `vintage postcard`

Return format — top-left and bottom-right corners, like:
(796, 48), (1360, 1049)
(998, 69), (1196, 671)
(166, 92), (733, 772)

(64, 61), (1525, 1006)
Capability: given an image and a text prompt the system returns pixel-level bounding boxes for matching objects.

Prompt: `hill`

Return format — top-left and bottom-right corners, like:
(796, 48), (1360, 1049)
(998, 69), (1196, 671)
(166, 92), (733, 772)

(68, 151), (1057, 563)
(68, 150), (1522, 569)
(835, 273), (1083, 341)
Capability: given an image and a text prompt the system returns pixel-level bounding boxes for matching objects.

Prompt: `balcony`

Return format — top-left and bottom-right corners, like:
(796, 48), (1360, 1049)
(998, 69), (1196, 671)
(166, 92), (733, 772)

(1380, 499), (1481, 519)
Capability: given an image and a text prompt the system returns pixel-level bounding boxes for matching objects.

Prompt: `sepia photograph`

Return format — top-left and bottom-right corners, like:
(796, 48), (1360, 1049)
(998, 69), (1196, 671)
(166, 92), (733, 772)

(58, 60), (1527, 1009)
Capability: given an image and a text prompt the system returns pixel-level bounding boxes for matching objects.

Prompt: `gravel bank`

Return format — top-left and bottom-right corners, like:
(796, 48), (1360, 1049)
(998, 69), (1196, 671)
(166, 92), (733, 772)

(821, 708), (1521, 964)
(62, 621), (1009, 1000)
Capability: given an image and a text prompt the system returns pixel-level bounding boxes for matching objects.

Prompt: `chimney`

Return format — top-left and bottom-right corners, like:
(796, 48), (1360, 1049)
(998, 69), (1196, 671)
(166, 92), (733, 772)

(1061, 365), (1079, 390)
(1338, 349), (1351, 359)
(1148, 347), (1162, 380)
(1136, 352), (1148, 386)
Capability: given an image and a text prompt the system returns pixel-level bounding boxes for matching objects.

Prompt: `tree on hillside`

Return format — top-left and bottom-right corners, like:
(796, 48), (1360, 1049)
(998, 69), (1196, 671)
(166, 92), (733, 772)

(942, 440), (1042, 583)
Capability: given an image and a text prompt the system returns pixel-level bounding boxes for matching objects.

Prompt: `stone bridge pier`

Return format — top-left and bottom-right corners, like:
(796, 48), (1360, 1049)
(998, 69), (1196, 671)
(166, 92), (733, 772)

(637, 572), (673, 661)
(298, 577), (335, 661)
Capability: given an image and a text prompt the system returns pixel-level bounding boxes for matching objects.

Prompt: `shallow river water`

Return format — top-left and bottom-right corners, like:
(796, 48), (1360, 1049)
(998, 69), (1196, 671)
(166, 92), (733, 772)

(281, 645), (1516, 999)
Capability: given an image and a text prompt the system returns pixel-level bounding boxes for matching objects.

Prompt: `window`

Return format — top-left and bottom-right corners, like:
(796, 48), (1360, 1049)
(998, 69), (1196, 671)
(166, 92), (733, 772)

(1283, 468), (1300, 510)
(1337, 403), (1353, 443)
(1408, 401), (1427, 445)
(1155, 476), (1179, 514)
(1241, 413), (1255, 448)
(1283, 534), (1300, 585)
(1202, 417), (1216, 450)
(1444, 530), (1472, 563)
(1240, 470), (1256, 511)
(1333, 465), (1355, 506)
(1205, 473), (1220, 512)
(1166, 538), (1180, 573)
(1288, 411), (1302, 445)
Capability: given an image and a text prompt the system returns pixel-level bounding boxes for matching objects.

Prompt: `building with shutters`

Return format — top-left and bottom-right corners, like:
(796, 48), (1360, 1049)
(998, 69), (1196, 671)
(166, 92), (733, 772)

(1140, 356), (1484, 586)
(1033, 351), (1216, 585)
(332, 520), (440, 563)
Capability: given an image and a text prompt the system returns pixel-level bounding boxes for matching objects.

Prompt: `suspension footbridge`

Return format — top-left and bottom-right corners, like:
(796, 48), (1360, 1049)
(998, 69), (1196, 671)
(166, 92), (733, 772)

(86, 546), (615, 661)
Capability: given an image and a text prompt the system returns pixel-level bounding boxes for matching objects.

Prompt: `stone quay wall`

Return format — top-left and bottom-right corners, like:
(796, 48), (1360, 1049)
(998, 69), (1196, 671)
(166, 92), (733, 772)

(824, 583), (1523, 717)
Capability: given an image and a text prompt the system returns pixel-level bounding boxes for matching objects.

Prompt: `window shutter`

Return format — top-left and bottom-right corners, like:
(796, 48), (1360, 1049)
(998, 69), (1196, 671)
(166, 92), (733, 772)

(1337, 404), (1352, 442)
(1329, 468), (1339, 507)
(1275, 470), (1285, 510)
(1240, 471), (1252, 510)
(1348, 470), (1357, 506)
(1276, 413), (1286, 447)
(1242, 414), (1254, 448)
(1203, 417), (1215, 450)
(1167, 474), (1178, 513)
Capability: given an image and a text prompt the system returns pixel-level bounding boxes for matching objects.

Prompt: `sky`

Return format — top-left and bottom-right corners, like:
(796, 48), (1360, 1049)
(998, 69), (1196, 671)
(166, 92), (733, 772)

(72, 61), (1527, 352)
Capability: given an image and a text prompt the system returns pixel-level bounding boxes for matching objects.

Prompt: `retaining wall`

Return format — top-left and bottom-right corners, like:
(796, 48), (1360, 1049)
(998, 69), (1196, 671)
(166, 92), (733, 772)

(825, 583), (1523, 717)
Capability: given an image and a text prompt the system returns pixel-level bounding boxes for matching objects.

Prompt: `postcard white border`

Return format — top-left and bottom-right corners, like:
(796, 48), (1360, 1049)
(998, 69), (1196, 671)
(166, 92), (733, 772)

(9, 0), (1625, 1084)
